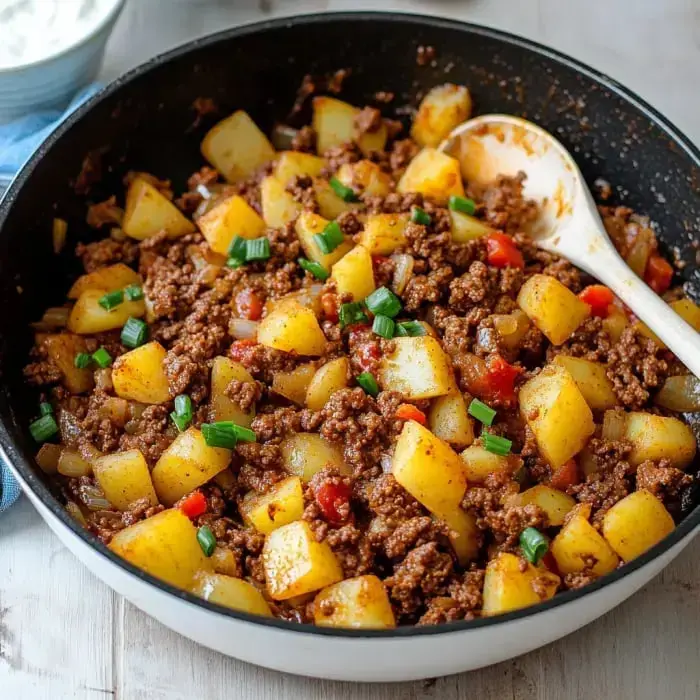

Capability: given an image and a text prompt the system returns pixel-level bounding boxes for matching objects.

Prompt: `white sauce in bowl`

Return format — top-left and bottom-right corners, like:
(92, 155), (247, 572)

(0, 0), (119, 69)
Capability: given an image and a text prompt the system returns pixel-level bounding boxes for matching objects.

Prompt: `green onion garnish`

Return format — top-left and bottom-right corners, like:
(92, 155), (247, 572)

(365, 286), (401, 318)
(482, 432), (512, 456)
(92, 347), (112, 368)
(372, 314), (395, 339)
(74, 352), (91, 369)
(231, 423), (257, 443)
(298, 257), (330, 281)
(228, 236), (247, 260)
(357, 372), (379, 397)
(468, 398), (496, 426)
(98, 289), (124, 311)
(171, 394), (193, 433)
(394, 320), (426, 337)
(121, 317), (148, 349)
(410, 207), (431, 226)
(39, 402), (53, 416)
(226, 257), (244, 269)
(171, 412), (190, 433)
(201, 422), (238, 449)
(124, 284), (144, 301)
(520, 527), (548, 565)
(244, 237), (271, 262)
(197, 525), (217, 557)
(329, 177), (359, 202)
(313, 220), (344, 255)
(448, 195), (476, 216)
(339, 301), (368, 328)
(29, 414), (58, 443)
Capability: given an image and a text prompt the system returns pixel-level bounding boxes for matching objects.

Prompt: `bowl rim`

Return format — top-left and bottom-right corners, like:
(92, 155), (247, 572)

(1, 9), (699, 640)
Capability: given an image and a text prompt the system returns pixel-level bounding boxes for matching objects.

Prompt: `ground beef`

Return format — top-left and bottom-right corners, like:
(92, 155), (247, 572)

(470, 173), (538, 234)
(636, 459), (692, 506)
(290, 126), (316, 153)
(86, 196), (124, 229)
(75, 237), (138, 272)
(225, 379), (262, 413)
(118, 405), (174, 465)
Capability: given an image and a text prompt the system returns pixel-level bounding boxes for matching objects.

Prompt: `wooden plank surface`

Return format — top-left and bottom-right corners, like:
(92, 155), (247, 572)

(2, 1), (700, 698)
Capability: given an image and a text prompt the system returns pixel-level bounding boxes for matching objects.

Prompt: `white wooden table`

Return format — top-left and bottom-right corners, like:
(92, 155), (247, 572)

(2, 1), (700, 698)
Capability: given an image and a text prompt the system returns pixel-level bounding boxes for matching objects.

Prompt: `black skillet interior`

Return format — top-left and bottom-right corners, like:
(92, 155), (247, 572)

(1, 12), (699, 626)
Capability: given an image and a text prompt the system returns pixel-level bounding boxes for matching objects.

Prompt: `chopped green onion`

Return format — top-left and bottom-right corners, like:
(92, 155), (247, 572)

(231, 424), (257, 443)
(468, 398), (496, 426)
(313, 220), (344, 255)
(226, 257), (244, 269)
(197, 525), (217, 557)
(329, 177), (359, 202)
(244, 237), (271, 262)
(170, 412), (190, 433)
(92, 347), (112, 368)
(98, 289), (124, 311)
(372, 314), (395, 339)
(171, 394), (193, 432)
(124, 284), (144, 301)
(227, 236), (247, 260)
(29, 414), (58, 443)
(520, 527), (548, 565)
(410, 207), (431, 226)
(395, 320), (426, 337)
(74, 352), (91, 369)
(482, 431), (512, 456)
(339, 302), (368, 328)
(365, 286), (401, 318)
(201, 422), (238, 449)
(39, 402), (53, 416)
(121, 317), (148, 349)
(298, 257), (329, 281)
(448, 195), (477, 216)
(357, 372), (379, 397)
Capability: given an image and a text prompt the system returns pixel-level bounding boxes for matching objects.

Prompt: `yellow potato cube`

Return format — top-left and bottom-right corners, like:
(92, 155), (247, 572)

(67, 263), (141, 299)
(602, 306), (628, 343)
(93, 449), (158, 512)
(602, 490), (674, 562)
(197, 194), (266, 255)
(151, 427), (231, 506)
(314, 575), (396, 629)
(281, 432), (351, 482)
(260, 175), (302, 228)
(378, 336), (452, 400)
(512, 485), (575, 527)
(191, 572), (272, 616)
(109, 509), (212, 589)
(655, 375), (700, 413)
(519, 364), (595, 467)
(428, 390), (475, 449)
(623, 412), (696, 469)
(314, 179), (360, 220)
(312, 96), (387, 156)
(295, 211), (352, 269)
(459, 444), (513, 483)
(552, 355), (617, 411)
(241, 476), (305, 535)
(274, 151), (326, 184)
(397, 148), (464, 204)
(306, 357), (349, 411)
(44, 333), (94, 394)
(335, 160), (392, 197)
(123, 178), (195, 240)
(411, 83), (473, 148)
(272, 363), (317, 405)
(358, 213), (410, 255)
(263, 520), (343, 600)
(208, 356), (256, 427)
(67, 289), (145, 334)
(258, 299), (327, 356)
(442, 507), (480, 565)
(449, 210), (495, 242)
(331, 245), (376, 301)
(201, 110), (275, 183)
(112, 341), (171, 405)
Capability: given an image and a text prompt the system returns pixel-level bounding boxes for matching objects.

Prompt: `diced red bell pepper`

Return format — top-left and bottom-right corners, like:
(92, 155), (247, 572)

(484, 354), (523, 404)
(644, 254), (673, 295)
(320, 292), (339, 324)
(315, 482), (352, 525)
(550, 459), (581, 491)
(578, 285), (614, 318)
(486, 232), (524, 269)
(235, 288), (263, 321)
(395, 403), (427, 425)
(179, 491), (207, 519)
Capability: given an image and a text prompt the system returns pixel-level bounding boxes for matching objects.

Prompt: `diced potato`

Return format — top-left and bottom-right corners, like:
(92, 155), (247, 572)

(379, 336), (452, 400)
(265, 287), (324, 317)
(191, 572), (272, 616)
(208, 356), (256, 427)
(519, 364), (595, 467)
(258, 299), (327, 356)
(272, 363), (317, 405)
(123, 178), (195, 240)
(428, 390), (474, 449)
(93, 449), (158, 512)
(459, 444), (513, 483)
(358, 213), (410, 255)
(552, 355), (617, 411)
(482, 552), (560, 616)
(623, 411), (696, 469)
(67, 263), (141, 299)
(151, 427), (231, 506)
(511, 485), (575, 527)
(411, 84), (473, 149)
(313, 575), (396, 629)
(335, 160), (392, 197)
(331, 245), (376, 301)
(635, 298), (700, 349)
(67, 289), (145, 334)
(210, 546), (238, 576)
(602, 490), (675, 562)
(306, 357), (349, 411)
(112, 341), (171, 405)
(280, 432), (351, 482)
(263, 520), (343, 600)
(201, 110), (275, 183)
(442, 508), (480, 565)
(44, 333), (94, 394)
(295, 211), (353, 269)
(314, 179), (361, 220)
(109, 509), (212, 589)
(655, 375), (700, 412)
(241, 476), (305, 535)
(450, 209), (495, 242)
(312, 96), (387, 156)
(602, 306), (628, 343)
(197, 194), (265, 255)
(397, 148), (464, 204)
(517, 274), (590, 345)
(551, 504), (619, 576)
(274, 151), (326, 184)
(260, 175), (302, 228)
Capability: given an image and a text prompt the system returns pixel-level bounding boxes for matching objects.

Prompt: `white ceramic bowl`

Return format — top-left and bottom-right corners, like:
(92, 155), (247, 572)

(0, 0), (125, 123)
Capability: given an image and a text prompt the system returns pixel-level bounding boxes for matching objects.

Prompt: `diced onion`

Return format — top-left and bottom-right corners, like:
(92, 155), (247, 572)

(390, 253), (415, 296)
(52, 218), (67, 254)
(266, 284), (325, 316)
(211, 547), (238, 576)
(625, 226), (654, 278)
(655, 375), (700, 412)
(36, 443), (62, 474)
(602, 410), (627, 441)
(65, 500), (87, 527)
(229, 318), (259, 340)
(193, 184), (231, 219)
(380, 452), (394, 473)
(58, 409), (82, 447)
(271, 123), (299, 151)
(196, 184), (213, 200)
(98, 396), (129, 427)
(32, 306), (71, 331)
(95, 368), (113, 392)
(492, 310), (530, 350)
(81, 484), (110, 511)
(57, 449), (92, 477)
(475, 326), (498, 354)
(197, 264), (221, 287)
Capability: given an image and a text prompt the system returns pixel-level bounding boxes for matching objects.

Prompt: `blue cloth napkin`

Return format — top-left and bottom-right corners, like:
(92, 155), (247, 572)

(0, 83), (101, 513)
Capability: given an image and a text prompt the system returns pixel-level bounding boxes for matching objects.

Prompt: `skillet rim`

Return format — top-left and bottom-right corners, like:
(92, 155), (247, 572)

(1, 10), (699, 640)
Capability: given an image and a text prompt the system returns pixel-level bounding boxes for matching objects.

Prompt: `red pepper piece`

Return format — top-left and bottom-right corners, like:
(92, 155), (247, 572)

(486, 232), (524, 269)
(578, 285), (614, 318)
